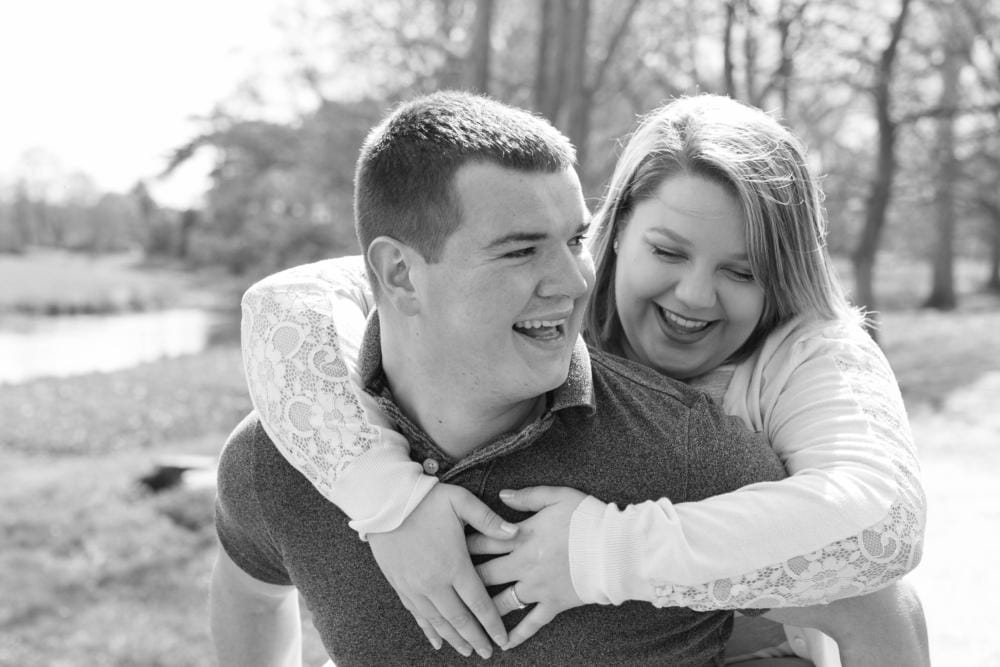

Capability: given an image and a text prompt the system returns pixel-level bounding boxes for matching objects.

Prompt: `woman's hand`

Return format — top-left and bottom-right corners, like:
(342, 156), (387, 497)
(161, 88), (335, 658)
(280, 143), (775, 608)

(368, 483), (519, 659)
(467, 485), (588, 650)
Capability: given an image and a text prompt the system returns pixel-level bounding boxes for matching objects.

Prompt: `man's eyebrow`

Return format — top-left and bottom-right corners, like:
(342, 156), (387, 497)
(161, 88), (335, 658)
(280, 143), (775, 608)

(484, 222), (591, 250)
(484, 231), (549, 249)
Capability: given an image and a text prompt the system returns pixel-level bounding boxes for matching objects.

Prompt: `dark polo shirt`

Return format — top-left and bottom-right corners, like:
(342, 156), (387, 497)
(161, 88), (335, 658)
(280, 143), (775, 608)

(215, 316), (786, 666)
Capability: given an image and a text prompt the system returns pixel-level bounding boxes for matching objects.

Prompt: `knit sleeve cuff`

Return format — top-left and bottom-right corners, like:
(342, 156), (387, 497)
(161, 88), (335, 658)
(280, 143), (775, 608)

(332, 439), (439, 540)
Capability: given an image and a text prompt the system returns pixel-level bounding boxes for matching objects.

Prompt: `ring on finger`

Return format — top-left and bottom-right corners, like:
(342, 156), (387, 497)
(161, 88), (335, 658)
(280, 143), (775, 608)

(508, 585), (527, 610)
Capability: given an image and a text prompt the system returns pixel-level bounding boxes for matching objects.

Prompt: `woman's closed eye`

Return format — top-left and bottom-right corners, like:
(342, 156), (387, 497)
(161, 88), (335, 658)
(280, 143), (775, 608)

(724, 267), (755, 282)
(650, 245), (685, 261)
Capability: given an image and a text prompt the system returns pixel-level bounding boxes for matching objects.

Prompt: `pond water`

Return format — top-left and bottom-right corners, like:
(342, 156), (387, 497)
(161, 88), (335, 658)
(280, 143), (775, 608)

(0, 309), (222, 385)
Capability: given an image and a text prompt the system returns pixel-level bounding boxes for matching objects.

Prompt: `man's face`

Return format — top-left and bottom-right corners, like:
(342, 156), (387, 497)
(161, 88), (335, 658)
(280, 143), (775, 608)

(411, 162), (594, 406)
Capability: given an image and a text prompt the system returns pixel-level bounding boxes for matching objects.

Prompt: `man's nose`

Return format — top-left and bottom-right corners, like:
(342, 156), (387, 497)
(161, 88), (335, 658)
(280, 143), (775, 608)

(537, 248), (592, 300)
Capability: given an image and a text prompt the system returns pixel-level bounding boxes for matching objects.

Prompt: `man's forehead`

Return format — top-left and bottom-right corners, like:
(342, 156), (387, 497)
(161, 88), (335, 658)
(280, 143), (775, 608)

(451, 164), (587, 242)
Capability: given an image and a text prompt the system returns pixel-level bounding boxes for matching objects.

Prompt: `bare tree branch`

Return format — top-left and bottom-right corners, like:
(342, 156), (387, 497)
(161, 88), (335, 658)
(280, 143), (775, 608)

(590, 0), (644, 93)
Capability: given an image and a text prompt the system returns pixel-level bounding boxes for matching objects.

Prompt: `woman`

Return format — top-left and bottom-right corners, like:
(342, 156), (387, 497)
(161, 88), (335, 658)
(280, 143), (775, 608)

(239, 94), (926, 663)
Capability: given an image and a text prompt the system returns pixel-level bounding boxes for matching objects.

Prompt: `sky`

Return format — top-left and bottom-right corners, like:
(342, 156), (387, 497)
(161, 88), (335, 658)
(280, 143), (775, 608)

(0, 0), (292, 207)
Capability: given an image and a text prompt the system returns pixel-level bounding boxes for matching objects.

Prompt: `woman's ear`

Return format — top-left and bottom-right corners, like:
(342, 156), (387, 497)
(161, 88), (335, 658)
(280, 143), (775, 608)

(366, 236), (421, 316)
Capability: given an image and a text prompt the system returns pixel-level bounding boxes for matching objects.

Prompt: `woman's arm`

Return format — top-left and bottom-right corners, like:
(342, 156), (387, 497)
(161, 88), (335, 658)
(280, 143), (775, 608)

(241, 255), (436, 536)
(569, 319), (925, 610)
(472, 319), (924, 618)
(240, 256), (515, 656)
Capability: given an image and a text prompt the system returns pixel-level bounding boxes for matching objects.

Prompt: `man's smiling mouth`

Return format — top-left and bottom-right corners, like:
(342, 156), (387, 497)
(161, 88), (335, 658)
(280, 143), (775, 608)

(513, 318), (566, 341)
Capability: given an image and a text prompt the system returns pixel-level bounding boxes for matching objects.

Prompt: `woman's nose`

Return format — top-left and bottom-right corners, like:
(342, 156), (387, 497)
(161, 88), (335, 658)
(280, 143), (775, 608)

(673, 269), (717, 309)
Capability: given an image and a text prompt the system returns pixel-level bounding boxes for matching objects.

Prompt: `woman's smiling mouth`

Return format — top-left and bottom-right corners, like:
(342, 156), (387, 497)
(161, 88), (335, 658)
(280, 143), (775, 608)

(656, 306), (714, 335)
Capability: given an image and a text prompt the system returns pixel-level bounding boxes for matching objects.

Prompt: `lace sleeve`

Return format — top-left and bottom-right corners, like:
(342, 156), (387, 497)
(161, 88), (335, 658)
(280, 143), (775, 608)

(241, 257), (437, 537)
(569, 320), (925, 610)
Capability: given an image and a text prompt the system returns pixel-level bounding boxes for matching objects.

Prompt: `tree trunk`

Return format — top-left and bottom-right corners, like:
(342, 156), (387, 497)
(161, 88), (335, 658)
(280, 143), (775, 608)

(924, 34), (962, 310)
(723, 0), (737, 97)
(851, 0), (913, 338)
(563, 0), (592, 166)
(988, 217), (1000, 292)
(466, 0), (495, 94)
(772, 0), (795, 115)
(980, 200), (1000, 292)
(744, 0), (760, 105)
(534, 0), (569, 122)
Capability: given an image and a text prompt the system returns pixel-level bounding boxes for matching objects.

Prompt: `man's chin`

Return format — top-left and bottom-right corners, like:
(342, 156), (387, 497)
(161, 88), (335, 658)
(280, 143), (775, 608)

(523, 359), (572, 394)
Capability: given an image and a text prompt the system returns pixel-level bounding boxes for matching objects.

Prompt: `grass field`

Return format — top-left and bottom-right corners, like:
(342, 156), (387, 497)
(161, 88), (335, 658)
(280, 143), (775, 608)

(2, 250), (998, 665)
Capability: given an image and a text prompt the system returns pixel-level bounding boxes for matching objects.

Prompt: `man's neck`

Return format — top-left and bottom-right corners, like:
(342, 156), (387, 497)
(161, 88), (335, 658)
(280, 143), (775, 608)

(381, 338), (545, 460)
(392, 377), (545, 460)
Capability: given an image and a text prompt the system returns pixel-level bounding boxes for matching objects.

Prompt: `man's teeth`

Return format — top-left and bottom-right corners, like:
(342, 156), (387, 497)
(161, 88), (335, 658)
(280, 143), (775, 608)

(660, 308), (711, 332)
(514, 319), (566, 340)
(514, 319), (565, 330)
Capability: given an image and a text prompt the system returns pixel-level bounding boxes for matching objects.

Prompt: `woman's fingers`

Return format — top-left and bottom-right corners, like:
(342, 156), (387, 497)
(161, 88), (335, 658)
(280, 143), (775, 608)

(475, 552), (518, 588)
(398, 594), (443, 650)
(506, 604), (558, 650)
(467, 532), (518, 556)
(487, 585), (559, 651)
(368, 484), (506, 658)
(453, 490), (519, 540)
(409, 589), (484, 658)
(453, 564), (510, 650)
(493, 583), (531, 617)
(499, 486), (587, 513)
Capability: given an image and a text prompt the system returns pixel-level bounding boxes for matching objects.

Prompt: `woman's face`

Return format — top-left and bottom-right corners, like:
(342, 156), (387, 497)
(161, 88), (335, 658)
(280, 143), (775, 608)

(613, 174), (765, 379)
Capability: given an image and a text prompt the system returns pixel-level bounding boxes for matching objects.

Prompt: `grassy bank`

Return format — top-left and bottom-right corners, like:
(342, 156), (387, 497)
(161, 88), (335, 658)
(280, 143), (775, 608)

(0, 248), (245, 316)
(0, 343), (329, 666)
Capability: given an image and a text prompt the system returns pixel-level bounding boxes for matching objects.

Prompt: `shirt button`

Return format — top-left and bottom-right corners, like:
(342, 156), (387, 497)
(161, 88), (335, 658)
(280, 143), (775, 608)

(422, 458), (440, 475)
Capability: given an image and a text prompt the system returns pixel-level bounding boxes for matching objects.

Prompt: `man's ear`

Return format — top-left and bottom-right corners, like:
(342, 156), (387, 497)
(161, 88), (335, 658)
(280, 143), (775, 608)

(366, 236), (421, 316)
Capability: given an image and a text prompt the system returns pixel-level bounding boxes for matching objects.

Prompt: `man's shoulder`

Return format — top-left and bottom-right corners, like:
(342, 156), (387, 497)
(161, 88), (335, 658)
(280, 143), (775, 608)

(218, 412), (296, 502)
(586, 346), (710, 409)
(218, 413), (269, 497)
(221, 413), (269, 462)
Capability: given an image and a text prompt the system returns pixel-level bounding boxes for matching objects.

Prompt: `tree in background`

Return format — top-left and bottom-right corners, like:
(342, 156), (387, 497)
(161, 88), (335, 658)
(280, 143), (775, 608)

(923, 5), (967, 311)
(961, 0), (1000, 293)
(162, 99), (378, 275)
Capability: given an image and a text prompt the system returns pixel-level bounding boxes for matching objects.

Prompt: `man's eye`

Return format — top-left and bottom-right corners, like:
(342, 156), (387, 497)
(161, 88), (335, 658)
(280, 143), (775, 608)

(568, 234), (587, 247)
(504, 247), (536, 258)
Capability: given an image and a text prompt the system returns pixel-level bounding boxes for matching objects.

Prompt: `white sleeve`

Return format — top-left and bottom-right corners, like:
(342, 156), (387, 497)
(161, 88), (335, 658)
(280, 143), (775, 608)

(569, 320), (925, 610)
(240, 256), (437, 538)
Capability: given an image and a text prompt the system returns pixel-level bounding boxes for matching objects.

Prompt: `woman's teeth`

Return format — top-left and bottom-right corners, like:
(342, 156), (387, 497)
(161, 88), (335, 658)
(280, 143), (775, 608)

(659, 307), (711, 333)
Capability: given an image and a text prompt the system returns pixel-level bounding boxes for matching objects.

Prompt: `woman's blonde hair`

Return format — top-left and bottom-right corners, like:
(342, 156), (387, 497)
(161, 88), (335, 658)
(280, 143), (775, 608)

(585, 94), (859, 360)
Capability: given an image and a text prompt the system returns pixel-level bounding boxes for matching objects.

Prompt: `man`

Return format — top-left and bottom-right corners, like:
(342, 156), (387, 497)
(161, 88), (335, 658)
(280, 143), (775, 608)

(211, 91), (786, 665)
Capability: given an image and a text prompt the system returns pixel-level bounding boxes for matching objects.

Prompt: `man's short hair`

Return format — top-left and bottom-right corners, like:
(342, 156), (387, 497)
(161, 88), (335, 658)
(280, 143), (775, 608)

(354, 90), (576, 265)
